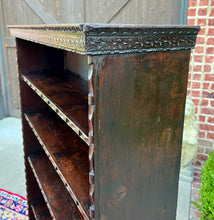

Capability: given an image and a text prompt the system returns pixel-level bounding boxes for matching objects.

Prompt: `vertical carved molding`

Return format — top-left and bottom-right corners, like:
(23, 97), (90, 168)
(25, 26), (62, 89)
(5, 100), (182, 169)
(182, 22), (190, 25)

(88, 56), (95, 219)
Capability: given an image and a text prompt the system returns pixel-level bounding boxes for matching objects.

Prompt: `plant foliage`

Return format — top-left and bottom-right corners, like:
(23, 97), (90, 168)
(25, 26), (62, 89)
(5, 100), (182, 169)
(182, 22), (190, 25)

(192, 151), (214, 219)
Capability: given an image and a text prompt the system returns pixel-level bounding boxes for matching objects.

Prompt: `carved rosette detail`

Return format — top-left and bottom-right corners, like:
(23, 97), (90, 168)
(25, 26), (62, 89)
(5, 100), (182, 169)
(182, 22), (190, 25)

(88, 56), (95, 220)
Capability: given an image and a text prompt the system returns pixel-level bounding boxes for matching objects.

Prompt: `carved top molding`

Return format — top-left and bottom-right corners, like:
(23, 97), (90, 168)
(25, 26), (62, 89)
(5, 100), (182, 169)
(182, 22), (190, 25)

(9, 23), (200, 55)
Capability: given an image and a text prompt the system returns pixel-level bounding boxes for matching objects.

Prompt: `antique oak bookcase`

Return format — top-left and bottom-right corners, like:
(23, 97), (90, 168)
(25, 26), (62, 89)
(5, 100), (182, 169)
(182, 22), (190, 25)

(9, 24), (199, 220)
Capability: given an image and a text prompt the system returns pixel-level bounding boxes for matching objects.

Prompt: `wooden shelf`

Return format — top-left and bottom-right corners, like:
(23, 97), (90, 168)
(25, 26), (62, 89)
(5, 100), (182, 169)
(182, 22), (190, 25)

(31, 199), (52, 220)
(22, 70), (89, 144)
(28, 152), (82, 220)
(25, 110), (90, 219)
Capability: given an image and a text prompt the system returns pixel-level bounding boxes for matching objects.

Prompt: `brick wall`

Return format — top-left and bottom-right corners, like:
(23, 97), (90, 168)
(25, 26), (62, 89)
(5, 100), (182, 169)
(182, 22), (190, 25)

(187, 0), (214, 219)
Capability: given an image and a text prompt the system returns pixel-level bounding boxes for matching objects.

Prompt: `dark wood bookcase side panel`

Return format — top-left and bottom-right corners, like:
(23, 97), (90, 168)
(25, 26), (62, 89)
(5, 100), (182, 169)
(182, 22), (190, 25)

(93, 51), (191, 220)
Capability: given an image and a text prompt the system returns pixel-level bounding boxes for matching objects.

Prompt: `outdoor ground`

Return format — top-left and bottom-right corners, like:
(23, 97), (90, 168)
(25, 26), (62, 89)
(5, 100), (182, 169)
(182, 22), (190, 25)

(0, 117), (26, 198)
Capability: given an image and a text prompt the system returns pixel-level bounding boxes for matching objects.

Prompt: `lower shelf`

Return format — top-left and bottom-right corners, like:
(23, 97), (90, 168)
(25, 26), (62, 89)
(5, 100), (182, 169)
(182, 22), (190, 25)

(25, 109), (90, 219)
(28, 152), (82, 220)
(31, 199), (52, 220)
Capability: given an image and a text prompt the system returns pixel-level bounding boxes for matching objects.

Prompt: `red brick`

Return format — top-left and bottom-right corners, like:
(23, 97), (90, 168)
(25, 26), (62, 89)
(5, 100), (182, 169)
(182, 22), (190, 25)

(204, 65), (211, 72)
(211, 83), (214, 90)
(203, 91), (214, 98)
(196, 36), (205, 44)
(192, 82), (201, 89)
(208, 117), (214, 123)
(193, 65), (201, 72)
(194, 167), (202, 173)
(212, 0), (214, 6)
(197, 147), (204, 154)
(194, 160), (202, 166)
(192, 182), (201, 190)
(198, 8), (207, 16)
(208, 28), (214, 35)
(206, 47), (214, 54)
(190, 203), (198, 210)
(199, 116), (206, 122)
(193, 73), (201, 80)
(207, 37), (214, 45)
(195, 46), (204, 54)
(198, 18), (207, 26)
(194, 171), (201, 177)
(198, 139), (213, 147)
(192, 98), (199, 105)
(210, 8), (214, 16)
(208, 19), (214, 26)
(193, 176), (201, 183)
(192, 188), (200, 197)
(199, 124), (214, 131)
(207, 132), (214, 139)
(188, 8), (196, 16)
(194, 55), (203, 62)
(192, 90), (200, 97)
(211, 100), (214, 107)
(201, 107), (214, 115)
(199, 0), (208, 6)
(205, 148), (213, 154)
(205, 74), (214, 81)
(205, 55), (214, 63)
(188, 73), (192, 80)
(188, 18), (195, 25)
(187, 90), (190, 96)
(198, 28), (205, 35)
(201, 99), (209, 106)
(189, 0), (197, 7)
(198, 153), (209, 161)
(199, 131), (206, 138)
(195, 107), (198, 114)
(188, 81), (191, 88)
(203, 82), (210, 90)
(190, 209), (201, 219)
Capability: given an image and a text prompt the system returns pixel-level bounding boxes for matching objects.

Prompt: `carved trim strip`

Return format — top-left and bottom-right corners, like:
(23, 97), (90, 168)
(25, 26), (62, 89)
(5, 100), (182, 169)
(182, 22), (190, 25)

(86, 35), (198, 54)
(22, 75), (89, 145)
(9, 25), (199, 54)
(88, 56), (95, 220)
(10, 28), (86, 54)
(25, 114), (90, 220)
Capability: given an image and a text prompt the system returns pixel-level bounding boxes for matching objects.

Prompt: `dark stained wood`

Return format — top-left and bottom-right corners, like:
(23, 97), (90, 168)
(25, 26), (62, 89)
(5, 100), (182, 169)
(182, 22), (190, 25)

(28, 152), (82, 220)
(23, 70), (88, 139)
(31, 199), (52, 220)
(12, 24), (198, 220)
(93, 51), (191, 220)
(25, 109), (90, 219)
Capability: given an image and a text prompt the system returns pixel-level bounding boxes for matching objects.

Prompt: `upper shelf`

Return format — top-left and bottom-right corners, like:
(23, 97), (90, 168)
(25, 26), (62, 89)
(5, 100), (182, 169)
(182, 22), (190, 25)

(8, 24), (200, 55)
(22, 70), (89, 144)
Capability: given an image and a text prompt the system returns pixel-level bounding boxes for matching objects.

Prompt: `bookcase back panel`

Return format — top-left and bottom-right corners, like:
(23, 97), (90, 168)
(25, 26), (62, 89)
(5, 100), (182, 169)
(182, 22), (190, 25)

(94, 51), (191, 220)
(65, 52), (88, 81)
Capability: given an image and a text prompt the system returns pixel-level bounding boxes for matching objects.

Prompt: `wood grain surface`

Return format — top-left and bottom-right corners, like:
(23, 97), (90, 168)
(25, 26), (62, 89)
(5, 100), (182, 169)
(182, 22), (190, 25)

(25, 109), (90, 219)
(93, 50), (191, 220)
(28, 152), (82, 220)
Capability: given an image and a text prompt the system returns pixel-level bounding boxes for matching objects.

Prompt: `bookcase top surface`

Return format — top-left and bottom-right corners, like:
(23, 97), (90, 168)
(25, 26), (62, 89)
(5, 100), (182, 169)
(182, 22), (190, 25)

(9, 23), (200, 55)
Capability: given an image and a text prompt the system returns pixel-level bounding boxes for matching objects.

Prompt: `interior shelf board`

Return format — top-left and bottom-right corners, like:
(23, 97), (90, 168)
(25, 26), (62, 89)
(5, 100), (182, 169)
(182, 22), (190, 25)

(22, 70), (89, 145)
(31, 199), (52, 220)
(28, 152), (82, 220)
(25, 110), (90, 219)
